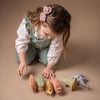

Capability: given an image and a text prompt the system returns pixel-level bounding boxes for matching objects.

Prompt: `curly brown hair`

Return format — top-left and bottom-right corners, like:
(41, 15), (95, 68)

(26, 4), (71, 58)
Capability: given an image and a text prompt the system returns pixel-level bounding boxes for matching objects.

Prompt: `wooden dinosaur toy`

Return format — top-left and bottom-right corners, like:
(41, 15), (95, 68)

(61, 77), (77, 91)
(71, 73), (89, 88)
(45, 81), (54, 95)
(29, 74), (37, 92)
(37, 74), (45, 91)
(51, 76), (62, 94)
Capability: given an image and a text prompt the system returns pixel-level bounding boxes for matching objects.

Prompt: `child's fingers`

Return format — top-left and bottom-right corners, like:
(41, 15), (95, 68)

(18, 69), (21, 77)
(18, 67), (23, 77)
(19, 71), (22, 77)
(42, 71), (47, 77)
(42, 72), (45, 76)
(43, 73), (46, 78)
(42, 73), (45, 77)
(17, 68), (20, 76)
(20, 66), (24, 72)
(49, 73), (54, 79)
(19, 70), (22, 76)
(20, 66), (25, 76)
(51, 73), (55, 78)
(49, 73), (52, 79)
(43, 73), (47, 78)
(24, 66), (27, 71)
(45, 73), (49, 79)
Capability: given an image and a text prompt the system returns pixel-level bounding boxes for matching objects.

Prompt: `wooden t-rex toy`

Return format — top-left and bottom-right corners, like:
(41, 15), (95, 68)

(29, 74), (37, 92)
(45, 81), (54, 95)
(61, 77), (77, 91)
(37, 74), (45, 91)
(71, 73), (89, 88)
(50, 76), (62, 94)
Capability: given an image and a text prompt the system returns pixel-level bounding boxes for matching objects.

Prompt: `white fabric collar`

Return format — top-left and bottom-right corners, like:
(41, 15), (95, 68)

(34, 26), (44, 39)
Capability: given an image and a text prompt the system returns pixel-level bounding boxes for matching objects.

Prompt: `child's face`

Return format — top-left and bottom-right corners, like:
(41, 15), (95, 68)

(38, 22), (59, 39)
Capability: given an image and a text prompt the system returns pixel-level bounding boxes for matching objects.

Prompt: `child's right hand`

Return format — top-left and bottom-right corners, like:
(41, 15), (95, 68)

(17, 61), (27, 77)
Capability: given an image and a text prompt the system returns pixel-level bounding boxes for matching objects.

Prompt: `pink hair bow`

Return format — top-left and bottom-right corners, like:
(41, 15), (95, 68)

(40, 6), (52, 22)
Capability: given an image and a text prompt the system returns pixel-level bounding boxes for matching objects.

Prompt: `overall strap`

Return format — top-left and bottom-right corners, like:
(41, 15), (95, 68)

(25, 15), (34, 39)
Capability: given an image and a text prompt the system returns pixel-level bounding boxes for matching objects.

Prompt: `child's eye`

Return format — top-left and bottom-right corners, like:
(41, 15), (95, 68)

(45, 33), (49, 36)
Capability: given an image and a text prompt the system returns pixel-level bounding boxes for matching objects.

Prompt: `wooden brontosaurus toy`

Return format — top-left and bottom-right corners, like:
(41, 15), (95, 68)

(45, 81), (54, 95)
(71, 73), (89, 88)
(61, 77), (77, 91)
(51, 76), (62, 94)
(37, 74), (45, 91)
(29, 74), (37, 92)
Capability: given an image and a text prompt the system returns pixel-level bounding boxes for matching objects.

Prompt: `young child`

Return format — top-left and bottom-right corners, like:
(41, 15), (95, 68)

(15, 4), (71, 79)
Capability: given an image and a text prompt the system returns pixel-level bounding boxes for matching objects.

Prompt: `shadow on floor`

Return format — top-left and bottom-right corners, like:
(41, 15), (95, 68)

(56, 41), (93, 71)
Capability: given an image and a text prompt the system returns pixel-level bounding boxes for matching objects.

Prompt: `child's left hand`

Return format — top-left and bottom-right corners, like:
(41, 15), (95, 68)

(42, 67), (55, 79)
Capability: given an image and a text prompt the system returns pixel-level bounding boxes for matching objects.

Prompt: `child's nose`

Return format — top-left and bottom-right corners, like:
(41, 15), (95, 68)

(47, 36), (51, 39)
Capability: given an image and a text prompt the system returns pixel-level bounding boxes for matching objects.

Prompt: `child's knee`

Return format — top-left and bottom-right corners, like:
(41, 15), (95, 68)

(26, 59), (33, 65)
(38, 47), (49, 66)
(15, 51), (36, 65)
(38, 58), (47, 66)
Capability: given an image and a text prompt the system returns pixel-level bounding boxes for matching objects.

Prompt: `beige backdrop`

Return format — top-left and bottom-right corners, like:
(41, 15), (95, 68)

(0, 0), (100, 100)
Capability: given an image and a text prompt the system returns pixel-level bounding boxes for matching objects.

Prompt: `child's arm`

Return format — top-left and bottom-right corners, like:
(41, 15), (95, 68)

(42, 35), (63, 79)
(17, 51), (27, 77)
(46, 64), (55, 70)
(15, 18), (30, 53)
(15, 18), (30, 77)
(47, 34), (63, 66)
(18, 51), (26, 62)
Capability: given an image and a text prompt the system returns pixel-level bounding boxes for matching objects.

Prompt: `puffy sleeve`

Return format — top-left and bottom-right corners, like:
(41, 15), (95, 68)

(47, 34), (63, 65)
(15, 18), (30, 53)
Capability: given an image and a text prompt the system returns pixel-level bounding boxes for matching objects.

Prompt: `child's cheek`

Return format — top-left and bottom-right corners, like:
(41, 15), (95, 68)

(40, 32), (45, 38)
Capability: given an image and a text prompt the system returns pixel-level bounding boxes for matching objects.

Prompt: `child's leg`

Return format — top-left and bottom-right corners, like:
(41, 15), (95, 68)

(15, 44), (37, 65)
(38, 47), (49, 66)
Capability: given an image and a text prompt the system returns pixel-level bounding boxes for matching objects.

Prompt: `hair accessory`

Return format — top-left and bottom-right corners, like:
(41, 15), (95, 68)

(40, 6), (52, 22)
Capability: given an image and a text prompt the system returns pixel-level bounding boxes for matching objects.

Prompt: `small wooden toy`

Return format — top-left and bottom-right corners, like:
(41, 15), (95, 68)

(61, 78), (77, 91)
(51, 76), (62, 94)
(29, 74), (37, 92)
(71, 73), (89, 88)
(45, 81), (54, 95)
(37, 74), (45, 91)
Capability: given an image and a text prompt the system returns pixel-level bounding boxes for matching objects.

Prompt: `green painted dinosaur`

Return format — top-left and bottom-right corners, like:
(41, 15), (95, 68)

(37, 74), (45, 91)
(61, 78), (77, 91)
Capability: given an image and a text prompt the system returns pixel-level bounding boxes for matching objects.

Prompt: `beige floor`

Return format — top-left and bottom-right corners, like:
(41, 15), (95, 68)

(0, 0), (100, 100)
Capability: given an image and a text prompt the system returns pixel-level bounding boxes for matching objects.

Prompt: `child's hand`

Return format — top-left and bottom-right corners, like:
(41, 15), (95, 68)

(17, 61), (27, 77)
(42, 67), (55, 79)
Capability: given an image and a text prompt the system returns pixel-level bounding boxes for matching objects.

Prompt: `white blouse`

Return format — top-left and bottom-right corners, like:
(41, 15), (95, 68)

(15, 18), (63, 65)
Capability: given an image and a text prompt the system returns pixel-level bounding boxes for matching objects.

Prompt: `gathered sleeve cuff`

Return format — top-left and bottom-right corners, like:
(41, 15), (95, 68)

(15, 18), (30, 53)
(47, 34), (63, 65)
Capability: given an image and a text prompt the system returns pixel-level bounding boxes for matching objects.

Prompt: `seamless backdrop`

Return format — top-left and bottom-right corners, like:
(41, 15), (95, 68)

(0, 0), (100, 100)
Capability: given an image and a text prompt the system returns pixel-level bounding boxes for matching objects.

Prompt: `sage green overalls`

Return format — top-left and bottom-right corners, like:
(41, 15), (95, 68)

(15, 15), (53, 66)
